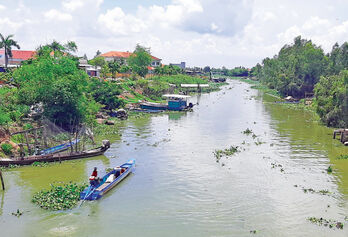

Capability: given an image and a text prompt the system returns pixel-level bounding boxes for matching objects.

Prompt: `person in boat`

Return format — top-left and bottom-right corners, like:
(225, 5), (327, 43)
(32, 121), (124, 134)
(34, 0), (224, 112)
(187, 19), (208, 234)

(114, 166), (126, 177)
(89, 167), (99, 186)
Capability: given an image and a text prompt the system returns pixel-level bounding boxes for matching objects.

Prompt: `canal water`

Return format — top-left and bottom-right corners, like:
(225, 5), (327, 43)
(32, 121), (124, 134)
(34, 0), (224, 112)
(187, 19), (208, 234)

(0, 80), (347, 236)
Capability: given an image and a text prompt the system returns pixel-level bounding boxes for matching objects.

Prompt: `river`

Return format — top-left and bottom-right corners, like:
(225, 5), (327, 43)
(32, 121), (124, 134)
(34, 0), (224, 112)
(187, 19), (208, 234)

(0, 80), (347, 236)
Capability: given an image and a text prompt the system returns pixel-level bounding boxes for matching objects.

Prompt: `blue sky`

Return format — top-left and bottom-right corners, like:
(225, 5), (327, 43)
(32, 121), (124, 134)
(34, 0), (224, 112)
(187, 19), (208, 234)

(0, 0), (348, 67)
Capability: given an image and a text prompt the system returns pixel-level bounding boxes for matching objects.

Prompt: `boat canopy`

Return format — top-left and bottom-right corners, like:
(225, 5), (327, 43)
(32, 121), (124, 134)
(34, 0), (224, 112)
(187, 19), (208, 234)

(162, 94), (191, 100)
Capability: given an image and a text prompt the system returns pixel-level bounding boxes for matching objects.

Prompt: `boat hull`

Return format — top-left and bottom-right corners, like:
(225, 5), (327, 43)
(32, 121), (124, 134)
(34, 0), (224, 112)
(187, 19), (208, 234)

(80, 159), (135, 200)
(0, 146), (109, 166)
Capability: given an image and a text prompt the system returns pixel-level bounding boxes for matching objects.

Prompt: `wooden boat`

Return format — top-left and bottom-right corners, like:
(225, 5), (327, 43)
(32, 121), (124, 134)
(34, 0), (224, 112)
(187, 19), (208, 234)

(80, 159), (135, 201)
(139, 94), (193, 111)
(0, 140), (110, 167)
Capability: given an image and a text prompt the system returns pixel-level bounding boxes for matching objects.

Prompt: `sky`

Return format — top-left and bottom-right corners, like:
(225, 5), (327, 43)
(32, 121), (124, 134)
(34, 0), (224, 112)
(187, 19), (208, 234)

(0, 0), (348, 68)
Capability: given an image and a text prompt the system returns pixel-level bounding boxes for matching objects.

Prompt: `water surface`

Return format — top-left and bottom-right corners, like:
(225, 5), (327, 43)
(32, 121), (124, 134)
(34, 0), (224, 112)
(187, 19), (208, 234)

(0, 80), (347, 236)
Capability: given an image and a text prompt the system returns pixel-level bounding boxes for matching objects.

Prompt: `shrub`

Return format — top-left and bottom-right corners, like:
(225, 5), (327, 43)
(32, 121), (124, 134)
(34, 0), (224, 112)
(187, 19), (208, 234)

(1, 143), (13, 155)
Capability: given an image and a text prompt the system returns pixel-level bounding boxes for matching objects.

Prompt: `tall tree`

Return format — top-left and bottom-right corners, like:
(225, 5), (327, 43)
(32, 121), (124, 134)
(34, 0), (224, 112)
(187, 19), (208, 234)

(64, 41), (78, 53)
(128, 44), (152, 77)
(0, 33), (20, 69)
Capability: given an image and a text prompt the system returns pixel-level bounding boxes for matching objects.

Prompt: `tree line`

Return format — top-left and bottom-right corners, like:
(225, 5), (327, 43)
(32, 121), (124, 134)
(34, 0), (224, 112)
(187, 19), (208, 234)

(251, 36), (348, 128)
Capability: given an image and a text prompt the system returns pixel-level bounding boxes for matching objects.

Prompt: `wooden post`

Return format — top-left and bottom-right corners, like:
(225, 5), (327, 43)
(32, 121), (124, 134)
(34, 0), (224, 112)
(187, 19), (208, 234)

(0, 170), (4, 191)
(24, 132), (31, 155)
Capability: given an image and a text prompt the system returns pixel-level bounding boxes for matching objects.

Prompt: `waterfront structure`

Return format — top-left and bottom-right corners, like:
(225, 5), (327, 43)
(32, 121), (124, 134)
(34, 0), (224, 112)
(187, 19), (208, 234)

(100, 51), (162, 67)
(170, 62), (186, 69)
(78, 59), (100, 77)
(0, 50), (35, 68)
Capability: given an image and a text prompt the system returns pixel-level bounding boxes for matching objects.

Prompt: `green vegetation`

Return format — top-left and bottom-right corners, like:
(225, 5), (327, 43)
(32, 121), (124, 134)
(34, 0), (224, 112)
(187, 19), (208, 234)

(242, 128), (253, 135)
(154, 65), (182, 75)
(213, 145), (240, 162)
(337, 154), (348, 160)
(308, 217), (344, 229)
(314, 70), (348, 127)
(128, 44), (152, 77)
(1, 143), (13, 155)
(88, 78), (125, 110)
(32, 182), (87, 211)
(327, 166), (333, 173)
(13, 45), (98, 129)
(0, 33), (20, 69)
(251, 36), (348, 127)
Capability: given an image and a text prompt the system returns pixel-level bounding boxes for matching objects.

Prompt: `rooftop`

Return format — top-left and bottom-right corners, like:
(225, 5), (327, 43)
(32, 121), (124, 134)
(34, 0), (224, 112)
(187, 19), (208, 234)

(100, 51), (161, 61)
(0, 50), (36, 60)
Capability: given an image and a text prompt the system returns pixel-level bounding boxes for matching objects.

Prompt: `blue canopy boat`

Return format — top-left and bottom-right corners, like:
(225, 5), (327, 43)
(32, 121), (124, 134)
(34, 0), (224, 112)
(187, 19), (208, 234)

(80, 159), (135, 201)
(139, 94), (193, 111)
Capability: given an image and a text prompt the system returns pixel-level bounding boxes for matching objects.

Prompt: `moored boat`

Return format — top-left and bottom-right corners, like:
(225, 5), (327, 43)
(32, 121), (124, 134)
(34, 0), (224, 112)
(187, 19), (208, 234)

(80, 159), (135, 200)
(0, 140), (111, 166)
(139, 94), (193, 111)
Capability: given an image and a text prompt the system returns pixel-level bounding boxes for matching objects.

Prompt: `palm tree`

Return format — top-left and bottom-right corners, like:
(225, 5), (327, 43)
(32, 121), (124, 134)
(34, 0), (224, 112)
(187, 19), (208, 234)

(0, 33), (20, 69)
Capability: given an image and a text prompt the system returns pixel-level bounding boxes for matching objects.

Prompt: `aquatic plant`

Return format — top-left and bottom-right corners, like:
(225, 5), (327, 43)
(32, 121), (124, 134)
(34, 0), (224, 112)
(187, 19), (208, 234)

(213, 146), (240, 162)
(307, 217), (344, 229)
(242, 128), (253, 135)
(327, 166), (333, 173)
(32, 161), (49, 167)
(11, 209), (23, 217)
(336, 155), (348, 160)
(32, 182), (87, 211)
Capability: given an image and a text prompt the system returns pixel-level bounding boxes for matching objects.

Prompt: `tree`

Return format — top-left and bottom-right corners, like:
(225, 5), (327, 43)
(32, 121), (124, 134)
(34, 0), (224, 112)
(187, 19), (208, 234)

(64, 41), (78, 53)
(49, 40), (65, 52)
(108, 61), (120, 78)
(89, 56), (105, 68)
(203, 66), (211, 73)
(13, 49), (97, 129)
(0, 33), (20, 69)
(128, 44), (152, 77)
(95, 50), (101, 58)
(314, 70), (348, 127)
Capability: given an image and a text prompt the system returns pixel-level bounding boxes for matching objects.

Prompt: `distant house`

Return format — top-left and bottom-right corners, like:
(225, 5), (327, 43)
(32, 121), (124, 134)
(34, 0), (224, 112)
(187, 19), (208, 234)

(78, 59), (100, 77)
(0, 50), (35, 67)
(169, 62), (186, 69)
(100, 51), (162, 67)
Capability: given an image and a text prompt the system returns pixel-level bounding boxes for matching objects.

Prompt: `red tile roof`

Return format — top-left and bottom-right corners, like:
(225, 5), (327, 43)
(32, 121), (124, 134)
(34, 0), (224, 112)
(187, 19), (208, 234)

(100, 51), (161, 61)
(100, 51), (132, 58)
(0, 50), (35, 60)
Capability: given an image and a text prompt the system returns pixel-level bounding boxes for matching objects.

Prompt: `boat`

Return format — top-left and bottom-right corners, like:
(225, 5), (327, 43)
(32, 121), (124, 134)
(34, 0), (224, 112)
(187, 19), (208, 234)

(0, 140), (111, 167)
(39, 139), (80, 155)
(80, 159), (135, 200)
(139, 94), (193, 111)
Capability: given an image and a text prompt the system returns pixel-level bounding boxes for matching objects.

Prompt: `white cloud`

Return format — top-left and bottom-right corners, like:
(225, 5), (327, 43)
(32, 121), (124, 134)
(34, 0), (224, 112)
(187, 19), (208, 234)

(2, 0), (348, 68)
(62, 0), (103, 11)
(0, 5), (6, 11)
(44, 9), (73, 21)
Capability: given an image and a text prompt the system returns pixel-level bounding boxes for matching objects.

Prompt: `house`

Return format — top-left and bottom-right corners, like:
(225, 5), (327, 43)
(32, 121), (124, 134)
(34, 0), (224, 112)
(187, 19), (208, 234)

(169, 62), (186, 69)
(78, 59), (100, 77)
(0, 50), (35, 67)
(100, 51), (162, 67)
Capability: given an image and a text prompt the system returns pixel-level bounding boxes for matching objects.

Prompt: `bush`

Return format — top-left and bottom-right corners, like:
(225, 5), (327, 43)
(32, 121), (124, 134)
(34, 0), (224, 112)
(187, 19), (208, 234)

(1, 143), (13, 155)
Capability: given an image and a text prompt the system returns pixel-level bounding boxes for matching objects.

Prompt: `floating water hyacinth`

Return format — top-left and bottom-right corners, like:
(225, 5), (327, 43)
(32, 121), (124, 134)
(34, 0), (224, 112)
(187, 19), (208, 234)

(32, 182), (87, 211)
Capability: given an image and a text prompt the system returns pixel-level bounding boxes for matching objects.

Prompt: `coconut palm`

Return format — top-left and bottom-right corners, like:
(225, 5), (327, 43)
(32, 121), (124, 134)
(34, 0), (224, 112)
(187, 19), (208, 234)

(0, 33), (20, 69)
